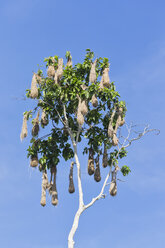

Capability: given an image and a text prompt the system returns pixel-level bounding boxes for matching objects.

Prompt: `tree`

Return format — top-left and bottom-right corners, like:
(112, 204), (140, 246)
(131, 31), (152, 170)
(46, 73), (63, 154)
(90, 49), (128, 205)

(20, 49), (158, 248)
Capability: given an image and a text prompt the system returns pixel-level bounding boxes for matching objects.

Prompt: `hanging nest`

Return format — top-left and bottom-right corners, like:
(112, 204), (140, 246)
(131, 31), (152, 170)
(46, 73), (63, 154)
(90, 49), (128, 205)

(102, 143), (108, 168)
(68, 162), (75, 193)
(94, 155), (101, 182)
(77, 96), (88, 116)
(77, 98), (84, 126)
(40, 170), (49, 207)
(47, 65), (55, 78)
(88, 148), (95, 175)
(91, 94), (98, 107)
(30, 73), (38, 99)
(102, 67), (110, 87)
(30, 155), (38, 167)
(50, 166), (58, 206)
(109, 181), (117, 196)
(111, 108), (122, 146)
(41, 110), (48, 126)
(20, 113), (28, 141)
(108, 108), (117, 138)
(32, 111), (40, 137)
(89, 59), (97, 83)
(80, 100), (88, 116)
(77, 111), (84, 126)
(109, 170), (117, 196)
(57, 58), (63, 80)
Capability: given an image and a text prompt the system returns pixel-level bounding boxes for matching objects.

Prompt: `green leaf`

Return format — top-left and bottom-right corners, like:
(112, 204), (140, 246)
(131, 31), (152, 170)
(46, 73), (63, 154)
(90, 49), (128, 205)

(121, 166), (131, 176)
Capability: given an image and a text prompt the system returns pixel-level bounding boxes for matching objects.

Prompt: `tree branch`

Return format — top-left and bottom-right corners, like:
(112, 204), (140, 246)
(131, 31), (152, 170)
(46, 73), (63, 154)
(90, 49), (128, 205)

(76, 126), (82, 144)
(123, 124), (160, 149)
(84, 166), (112, 210)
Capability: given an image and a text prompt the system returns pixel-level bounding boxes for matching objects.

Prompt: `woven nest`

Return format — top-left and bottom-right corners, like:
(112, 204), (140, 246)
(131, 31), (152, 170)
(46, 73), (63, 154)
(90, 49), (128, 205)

(20, 114), (28, 141)
(69, 162), (75, 193)
(30, 73), (38, 99)
(102, 67), (110, 87)
(88, 159), (95, 175)
(57, 58), (63, 80)
(40, 171), (49, 207)
(91, 94), (98, 107)
(89, 59), (97, 83)
(80, 100), (88, 116)
(109, 181), (117, 196)
(88, 148), (95, 175)
(32, 123), (39, 136)
(40, 196), (46, 207)
(94, 155), (101, 182)
(77, 111), (84, 126)
(49, 166), (58, 206)
(47, 65), (55, 78)
(77, 98), (85, 126)
(69, 180), (75, 194)
(30, 155), (38, 167)
(41, 110), (48, 126)
(102, 144), (108, 168)
(32, 112), (40, 137)
(52, 188), (58, 206)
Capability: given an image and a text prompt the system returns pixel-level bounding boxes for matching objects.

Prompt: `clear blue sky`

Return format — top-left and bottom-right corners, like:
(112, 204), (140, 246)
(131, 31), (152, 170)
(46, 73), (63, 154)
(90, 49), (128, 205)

(0, 0), (165, 247)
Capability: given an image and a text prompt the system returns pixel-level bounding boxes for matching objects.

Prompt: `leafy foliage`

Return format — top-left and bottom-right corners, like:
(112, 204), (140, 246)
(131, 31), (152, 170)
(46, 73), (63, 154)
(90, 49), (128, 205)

(121, 165), (131, 176)
(24, 49), (128, 175)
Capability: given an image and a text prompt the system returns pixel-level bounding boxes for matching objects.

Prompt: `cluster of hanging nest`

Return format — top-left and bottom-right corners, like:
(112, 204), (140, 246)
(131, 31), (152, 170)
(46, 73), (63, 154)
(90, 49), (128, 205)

(21, 54), (126, 207)
(76, 59), (112, 126)
(108, 107), (125, 146)
(87, 145), (108, 183)
(87, 145), (119, 196)
(39, 161), (75, 207)
(40, 166), (58, 207)
(30, 57), (66, 99)
(20, 108), (48, 142)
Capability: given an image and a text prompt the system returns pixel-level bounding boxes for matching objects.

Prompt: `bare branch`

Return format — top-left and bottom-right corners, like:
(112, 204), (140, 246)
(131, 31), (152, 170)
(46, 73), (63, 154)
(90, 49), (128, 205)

(123, 125), (160, 149)
(84, 166), (112, 210)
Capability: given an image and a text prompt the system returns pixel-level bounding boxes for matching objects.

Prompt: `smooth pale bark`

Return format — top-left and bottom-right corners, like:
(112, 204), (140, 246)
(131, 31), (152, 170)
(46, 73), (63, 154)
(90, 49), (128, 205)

(68, 144), (85, 248)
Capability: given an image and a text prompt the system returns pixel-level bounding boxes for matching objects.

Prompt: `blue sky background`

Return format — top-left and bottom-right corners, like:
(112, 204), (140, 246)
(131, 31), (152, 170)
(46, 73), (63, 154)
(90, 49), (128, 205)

(0, 0), (165, 247)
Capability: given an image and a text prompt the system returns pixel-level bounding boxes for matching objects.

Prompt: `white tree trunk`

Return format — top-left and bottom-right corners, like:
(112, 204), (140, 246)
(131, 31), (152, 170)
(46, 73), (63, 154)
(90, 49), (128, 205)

(68, 144), (84, 248)
(68, 207), (84, 248)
